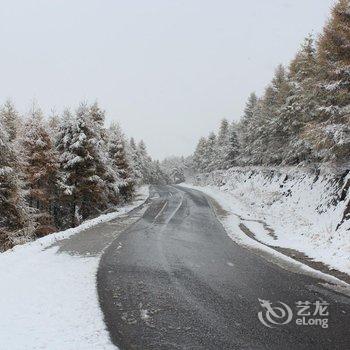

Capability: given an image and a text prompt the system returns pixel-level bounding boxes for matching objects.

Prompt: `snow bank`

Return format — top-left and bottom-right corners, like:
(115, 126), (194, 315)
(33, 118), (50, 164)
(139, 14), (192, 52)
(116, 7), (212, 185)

(187, 167), (350, 275)
(0, 248), (113, 350)
(0, 186), (149, 350)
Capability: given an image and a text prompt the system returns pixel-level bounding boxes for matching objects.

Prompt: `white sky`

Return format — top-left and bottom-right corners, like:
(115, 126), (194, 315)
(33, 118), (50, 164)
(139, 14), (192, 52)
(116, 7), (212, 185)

(0, 0), (336, 159)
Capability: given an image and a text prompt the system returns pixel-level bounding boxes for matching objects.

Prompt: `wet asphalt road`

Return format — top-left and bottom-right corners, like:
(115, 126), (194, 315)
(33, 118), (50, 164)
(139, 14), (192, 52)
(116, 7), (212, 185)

(97, 185), (350, 350)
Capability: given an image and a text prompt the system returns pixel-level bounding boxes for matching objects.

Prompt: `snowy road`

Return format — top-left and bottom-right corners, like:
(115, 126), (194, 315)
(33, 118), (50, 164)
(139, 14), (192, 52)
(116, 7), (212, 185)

(98, 185), (350, 350)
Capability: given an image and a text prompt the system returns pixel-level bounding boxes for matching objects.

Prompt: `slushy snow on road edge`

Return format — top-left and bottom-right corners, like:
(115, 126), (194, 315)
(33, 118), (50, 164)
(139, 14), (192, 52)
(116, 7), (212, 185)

(0, 186), (149, 350)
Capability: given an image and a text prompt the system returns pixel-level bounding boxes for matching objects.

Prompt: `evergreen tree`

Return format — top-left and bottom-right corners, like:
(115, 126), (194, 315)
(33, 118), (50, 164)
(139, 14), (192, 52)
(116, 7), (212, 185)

(108, 123), (135, 201)
(88, 102), (120, 206)
(216, 119), (233, 169)
(265, 65), (293, 164)
(129, 137), (143, 183)
(204, 132), (218, 172)
(238, 92), (259, 164)
(152, 160), (170, 185)
(0, 100), (21, 142)
(241, 65), (292, 165)
(0, 121), (31, 250)
(193, 137), (208, 172)
(125, 137), (142, 183)
(281, 36), (319, 164)
(21, 106), (59, 235)
(127, 137), (145, 184)
(89, 101), (105, 127)
(289, 35), (318, 84)
(248, 87), (274, 165)
(227, 122), (240, 166)
(316, 0), (350, 164)
(137, 140), (150, 183)
(48, 109), (61, 139)
(243, 92), (258, 120)
(129, 139), (168, 184)
(56, 103), (110, 227)
(53, 110), (75, 229)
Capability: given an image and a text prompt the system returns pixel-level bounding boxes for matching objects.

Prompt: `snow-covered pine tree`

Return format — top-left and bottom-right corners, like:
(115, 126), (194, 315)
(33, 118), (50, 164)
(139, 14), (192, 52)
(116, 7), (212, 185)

(227, 122), (240, 166)
(56, 103), (111, 227)
(129, 139), (168, 184)
(48, 109), (61, 139)
(53, 109), (74, 229)
(21, 106), (59, 236)
(108, 123), (135, 201)
(316, 0), (350, 165)
(88, 102), (120, 206)
(281, 35), (319, 164)
(0, 100), (21, 143)
(215, 119), (233, 170)
(89, 102), (105, 127)
(127, 137), (143, 184)
(244, 92), (258, 121)
(0, 121), (32, 250)
(264, 64), (293, 165)
(193, 137), (208, 172)
(238, 92), (258, 164)
(215, 119), (229, 169)
(245, 87), (273, 165)
(137, 140), (153, 183)
(243, 65), (292, 166)
(124, 138), (139, 183)
(153, 160), (170, 185)
(204, 132), (218, 172)
(289, 35), (318, 84)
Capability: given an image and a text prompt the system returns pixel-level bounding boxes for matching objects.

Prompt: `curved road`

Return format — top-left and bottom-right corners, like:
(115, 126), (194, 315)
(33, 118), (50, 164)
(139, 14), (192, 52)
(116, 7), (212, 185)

(97, 185), (350, 350)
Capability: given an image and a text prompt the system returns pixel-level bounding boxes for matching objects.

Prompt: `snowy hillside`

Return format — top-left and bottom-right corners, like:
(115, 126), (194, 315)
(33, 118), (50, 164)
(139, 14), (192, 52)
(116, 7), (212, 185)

(188, 166), (350, 275)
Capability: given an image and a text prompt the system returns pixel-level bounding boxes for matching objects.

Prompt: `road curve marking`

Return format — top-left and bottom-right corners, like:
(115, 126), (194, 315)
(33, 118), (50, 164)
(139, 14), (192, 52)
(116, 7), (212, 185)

(153, 201), (168, 222)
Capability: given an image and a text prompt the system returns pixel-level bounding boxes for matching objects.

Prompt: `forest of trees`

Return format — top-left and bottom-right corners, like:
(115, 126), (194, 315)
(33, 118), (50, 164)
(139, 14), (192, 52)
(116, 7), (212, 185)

(161, 156), (187, 184)
(193, 0), (350, 172)
(0, 101), (168, 251)
(2, 0), (349, 251)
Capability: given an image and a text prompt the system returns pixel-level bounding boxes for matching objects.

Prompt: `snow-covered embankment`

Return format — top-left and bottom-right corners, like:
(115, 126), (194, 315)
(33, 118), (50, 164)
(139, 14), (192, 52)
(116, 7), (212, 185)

(185, 167), (350, 277)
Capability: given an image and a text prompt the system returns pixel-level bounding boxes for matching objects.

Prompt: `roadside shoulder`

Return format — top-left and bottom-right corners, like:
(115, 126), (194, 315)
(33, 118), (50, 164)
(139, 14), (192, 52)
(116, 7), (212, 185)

(180, 183), (350, 296)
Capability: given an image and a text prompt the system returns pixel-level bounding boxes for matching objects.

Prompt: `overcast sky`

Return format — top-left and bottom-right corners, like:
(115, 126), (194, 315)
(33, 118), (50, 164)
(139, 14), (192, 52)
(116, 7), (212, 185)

(0, 0), (336, 159)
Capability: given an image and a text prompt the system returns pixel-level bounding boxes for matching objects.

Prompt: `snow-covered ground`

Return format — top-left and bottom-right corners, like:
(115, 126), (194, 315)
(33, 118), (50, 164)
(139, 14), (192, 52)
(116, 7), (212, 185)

(183, 167), (350, 277)
(0, 186), (149, 350)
